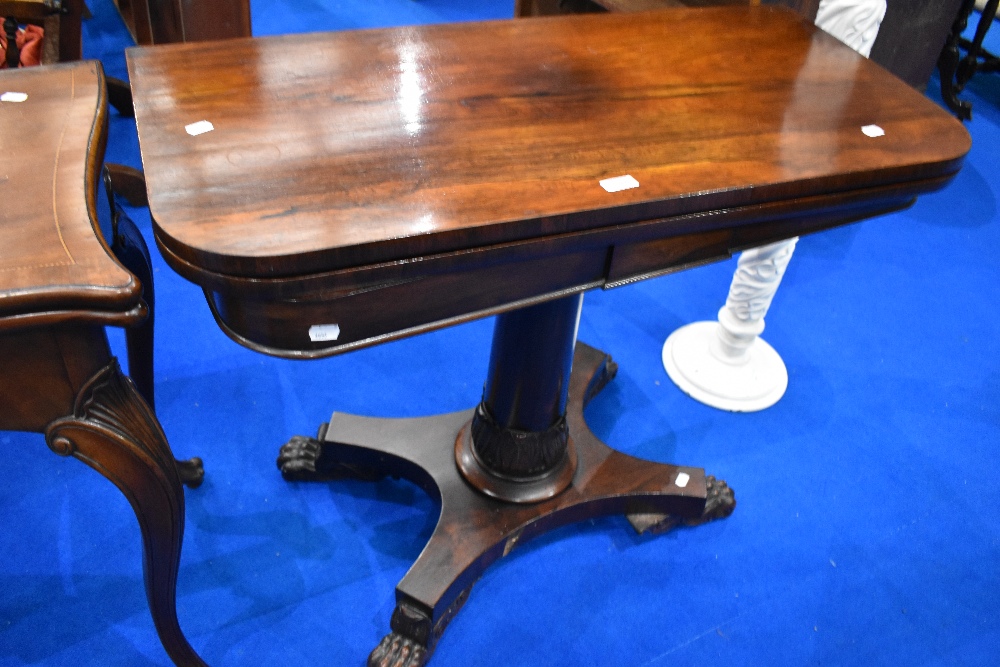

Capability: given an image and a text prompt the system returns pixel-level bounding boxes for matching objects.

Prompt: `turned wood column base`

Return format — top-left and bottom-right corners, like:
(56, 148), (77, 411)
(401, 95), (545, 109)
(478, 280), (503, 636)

(277, 342), (735, 667)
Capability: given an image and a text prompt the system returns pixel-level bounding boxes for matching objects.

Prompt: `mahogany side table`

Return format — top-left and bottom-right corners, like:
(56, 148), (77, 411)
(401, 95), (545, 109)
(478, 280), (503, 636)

(0, 61), (206, 666)
(127, 7), (970, 666)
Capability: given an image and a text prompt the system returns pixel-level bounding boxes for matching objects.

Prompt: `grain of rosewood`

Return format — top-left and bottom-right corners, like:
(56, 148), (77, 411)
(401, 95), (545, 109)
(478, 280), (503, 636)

(128, 7), (968, 277)
(128, 7), (969, 358)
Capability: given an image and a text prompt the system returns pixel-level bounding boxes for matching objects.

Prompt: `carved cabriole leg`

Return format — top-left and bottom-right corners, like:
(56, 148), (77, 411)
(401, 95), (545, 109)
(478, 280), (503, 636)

(45, 359), (207, 667)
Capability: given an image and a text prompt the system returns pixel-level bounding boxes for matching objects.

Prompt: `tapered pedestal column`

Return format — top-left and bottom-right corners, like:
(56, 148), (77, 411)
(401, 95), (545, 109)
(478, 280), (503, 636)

(277, 296), (735, 667)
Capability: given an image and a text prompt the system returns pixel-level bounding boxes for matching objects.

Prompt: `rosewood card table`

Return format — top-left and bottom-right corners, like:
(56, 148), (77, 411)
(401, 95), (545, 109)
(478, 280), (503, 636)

(0, 61), (205, 666)
(127, 7), (969, 666)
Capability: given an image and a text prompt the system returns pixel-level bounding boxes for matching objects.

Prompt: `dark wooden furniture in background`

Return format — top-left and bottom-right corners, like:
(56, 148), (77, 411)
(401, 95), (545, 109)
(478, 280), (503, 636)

(111, 0), (251, 45)
(128, 7), (969, 666)
(518, 0), (969, 118)
(0, 61), (205, 667)
(1, 0), (135, 153)
(515, 0), (819, 22)
(939, 0), (999, 120)
(871, 0), (965, 92)
(1, 0), (87, 65)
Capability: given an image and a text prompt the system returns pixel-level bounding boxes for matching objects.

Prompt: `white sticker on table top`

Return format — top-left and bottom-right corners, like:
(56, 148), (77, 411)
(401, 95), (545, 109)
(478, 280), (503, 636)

(675, 472), (690, 488)
(600, 174), (640, 193)
(1, 92), (28, 103)
(309, 324), (341, 342)
(185, 120), (215, 136)
(861, 124), (885, 138)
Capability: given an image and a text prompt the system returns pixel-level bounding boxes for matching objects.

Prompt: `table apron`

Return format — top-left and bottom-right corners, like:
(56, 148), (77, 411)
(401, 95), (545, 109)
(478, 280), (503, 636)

(183, 181), (927, 359)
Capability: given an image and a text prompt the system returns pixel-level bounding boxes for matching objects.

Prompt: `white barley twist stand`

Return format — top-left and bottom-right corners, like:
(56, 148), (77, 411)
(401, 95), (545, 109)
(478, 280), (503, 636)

(662, 0), (886, 412)
(662, 239), (798, 411)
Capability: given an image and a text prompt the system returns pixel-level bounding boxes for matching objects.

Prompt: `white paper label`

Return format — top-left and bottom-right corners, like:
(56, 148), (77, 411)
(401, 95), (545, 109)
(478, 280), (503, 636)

(185, 120), (215, 136)
(309, 324), (341, 342)
(675, 472), (690, 488)
(861, 124), (885, 138)
(1, 92), (28, 103)
(600, 174), (640, 193)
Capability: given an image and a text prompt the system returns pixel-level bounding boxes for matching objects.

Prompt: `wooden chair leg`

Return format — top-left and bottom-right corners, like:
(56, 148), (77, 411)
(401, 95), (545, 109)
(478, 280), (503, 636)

(106, 76), (136, 118)
(938, 0), (976, 120)
(45, 360), (208, 667)
(105, 163), (148, 215)
(3, 16), (18, 68)
(104, 167), (203, 488)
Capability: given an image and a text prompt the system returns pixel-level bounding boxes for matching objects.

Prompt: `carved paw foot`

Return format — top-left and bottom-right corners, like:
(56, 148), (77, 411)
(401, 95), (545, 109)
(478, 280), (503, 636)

(697, 475), (737, 524)
(175, 456), (204, 488)
(277, 435), (383, 482)
(277, 436), (336, 481)
(626, 475), (736, 535)
(368, 633), (428, 667)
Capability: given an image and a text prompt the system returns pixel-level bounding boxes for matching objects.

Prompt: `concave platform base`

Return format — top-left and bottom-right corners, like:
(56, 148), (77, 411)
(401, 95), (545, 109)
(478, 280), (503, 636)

(277, 343), (736, 667)
(663, 321), (788, 413)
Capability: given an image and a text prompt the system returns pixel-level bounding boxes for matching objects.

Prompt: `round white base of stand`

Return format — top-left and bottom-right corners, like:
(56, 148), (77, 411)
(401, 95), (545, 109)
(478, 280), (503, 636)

(662, 321), (788, 412)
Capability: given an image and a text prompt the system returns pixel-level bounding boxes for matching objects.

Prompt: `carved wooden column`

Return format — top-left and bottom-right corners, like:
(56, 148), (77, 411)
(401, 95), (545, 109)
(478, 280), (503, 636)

(457, 295), (583, 503)
(662, 0), (886, 411)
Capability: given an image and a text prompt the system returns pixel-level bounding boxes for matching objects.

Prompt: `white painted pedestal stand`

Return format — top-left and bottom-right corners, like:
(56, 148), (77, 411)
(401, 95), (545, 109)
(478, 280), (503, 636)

(662, 0), (885, 412)
(663, 239), (797, 412)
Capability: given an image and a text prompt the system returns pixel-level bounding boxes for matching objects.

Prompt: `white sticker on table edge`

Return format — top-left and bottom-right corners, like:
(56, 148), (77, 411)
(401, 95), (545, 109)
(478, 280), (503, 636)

(309, 324), (341, 342)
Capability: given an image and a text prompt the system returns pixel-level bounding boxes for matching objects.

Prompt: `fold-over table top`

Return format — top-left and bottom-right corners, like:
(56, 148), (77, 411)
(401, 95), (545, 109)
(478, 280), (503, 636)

(128, 7), (970, 280)
(0, 61), (140, 323)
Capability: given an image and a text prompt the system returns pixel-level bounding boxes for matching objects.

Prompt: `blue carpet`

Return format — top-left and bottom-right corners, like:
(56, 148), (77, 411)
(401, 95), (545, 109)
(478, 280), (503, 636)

(2, 2), (999, 665)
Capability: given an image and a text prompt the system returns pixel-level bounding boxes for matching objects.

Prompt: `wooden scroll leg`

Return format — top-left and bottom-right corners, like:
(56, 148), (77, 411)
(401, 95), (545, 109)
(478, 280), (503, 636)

(45, 360), (207, 667)
(105, 168), (202, 488)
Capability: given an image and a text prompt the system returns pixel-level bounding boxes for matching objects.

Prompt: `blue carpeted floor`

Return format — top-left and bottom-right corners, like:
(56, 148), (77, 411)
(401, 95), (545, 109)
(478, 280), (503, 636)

(2, 2), (999, 665)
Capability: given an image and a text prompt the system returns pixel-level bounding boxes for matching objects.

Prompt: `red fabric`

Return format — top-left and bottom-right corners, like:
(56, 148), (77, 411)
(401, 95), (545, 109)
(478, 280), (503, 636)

(0, 20), (44, 68)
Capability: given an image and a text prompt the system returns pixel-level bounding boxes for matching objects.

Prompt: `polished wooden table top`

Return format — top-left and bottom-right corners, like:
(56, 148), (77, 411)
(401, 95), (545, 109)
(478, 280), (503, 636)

(126, 13), (971, 664)
(128, 6), (969, 281)
(0, 62), (141, 325)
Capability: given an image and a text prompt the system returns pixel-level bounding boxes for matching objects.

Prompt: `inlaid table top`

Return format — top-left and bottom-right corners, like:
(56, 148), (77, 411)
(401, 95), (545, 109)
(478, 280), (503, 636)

(128, 6), (970, 280)
(0, 62), (140, 324)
